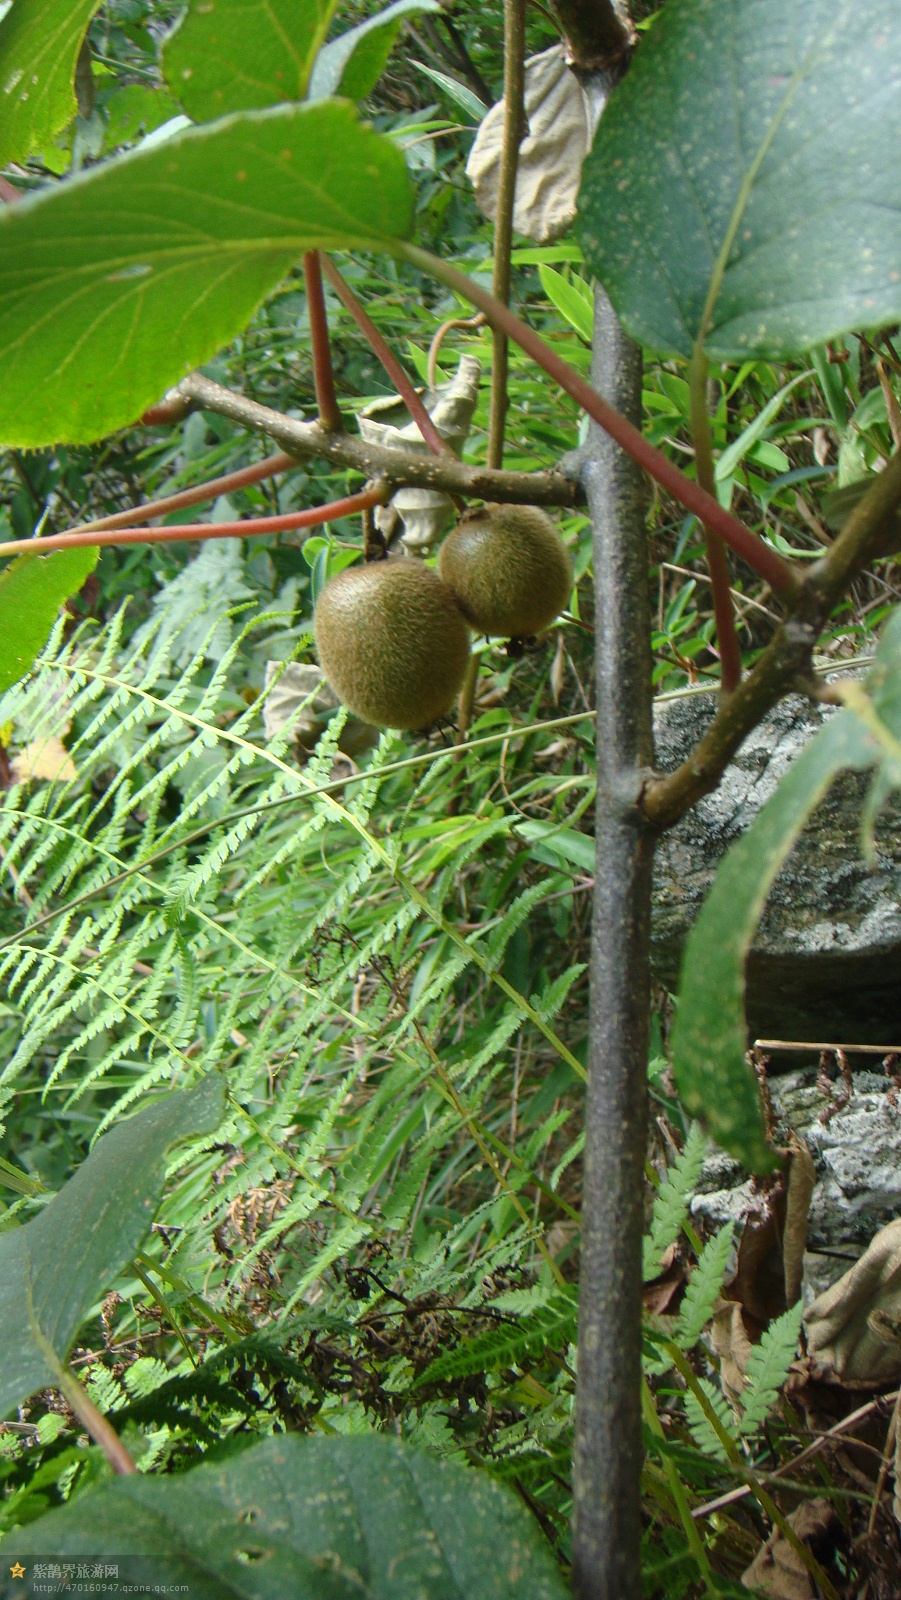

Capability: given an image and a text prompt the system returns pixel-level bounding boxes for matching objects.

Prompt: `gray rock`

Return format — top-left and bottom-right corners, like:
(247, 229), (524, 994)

(690, 1068), (901, 1297)
(652, 687), (901, 1042)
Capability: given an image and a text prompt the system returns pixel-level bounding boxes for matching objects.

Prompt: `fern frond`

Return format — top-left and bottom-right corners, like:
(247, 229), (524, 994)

(643, 1123), (707, 1281)
(674, 1223), (734, 1350)
(738, 1303), (803, 1435)
(683, 1377), (734, 1463)
(418, 1291), (578, 1385)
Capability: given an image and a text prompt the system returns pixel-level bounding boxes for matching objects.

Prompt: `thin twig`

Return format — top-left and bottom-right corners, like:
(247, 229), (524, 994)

(692, 1391), (900, 1520)
(660, 562), (779, 623)
(487, 0), (527, 470)
(437, 14), (495, 106)
(320, 257), (451, 458)
(867, 1385), (901, 1536)
(0, 487), (389, 560)
(57, 1367), (137, 1474)
(643, 446), (901, 828)
(755, 1039), (901, 1055)
(29, 1318), (136, 1476)
(303, 251), (344, 432)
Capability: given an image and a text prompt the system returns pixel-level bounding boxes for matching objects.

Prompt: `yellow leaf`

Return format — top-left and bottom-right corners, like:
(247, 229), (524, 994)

(12, 737), (76, 783)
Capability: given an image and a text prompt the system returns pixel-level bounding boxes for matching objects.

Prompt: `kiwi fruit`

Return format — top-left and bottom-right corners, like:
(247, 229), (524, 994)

(439, 504), (573, 638)
(313, 558), (471, 730)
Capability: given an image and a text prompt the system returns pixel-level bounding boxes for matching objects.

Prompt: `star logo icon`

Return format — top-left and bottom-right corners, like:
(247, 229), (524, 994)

(9, 1564), (25, 1579)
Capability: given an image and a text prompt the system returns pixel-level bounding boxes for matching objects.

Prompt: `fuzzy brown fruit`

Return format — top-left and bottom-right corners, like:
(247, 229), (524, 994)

(439, 504), (573, 639)
(313, 558), (471, 730)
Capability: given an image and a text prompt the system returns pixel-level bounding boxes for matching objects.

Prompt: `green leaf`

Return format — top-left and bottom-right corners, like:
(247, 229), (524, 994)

(0, 101), (413, 447)
(577, 0), (901, 360)
(671, 712), (874, 1170)
(683, 1376), (734, 1463)
(515, 819), (595, 874)
(0, 1077), (224, 1418)
(714, 372), (812, 483)
(102, 84), (184, 151)
(309, 0), (440, 103)
(0, 546), (98, 696)
(12, 1433), (570, 1598)
(538, 265), (594, 343)
(163, 0), (338, 121)
(410, 59), (487, 122)
(0, 0), (102, 167)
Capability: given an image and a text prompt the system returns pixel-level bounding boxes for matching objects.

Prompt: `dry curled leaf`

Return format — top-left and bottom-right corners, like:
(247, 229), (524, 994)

(358, 355), (481, 554)
(711, 1297), (754, 1407)
(262, 663), (339, 743)
(741, 1499), (839, 1598)
(805, 1219), (901, 1384)
(466, 46), (606, 245)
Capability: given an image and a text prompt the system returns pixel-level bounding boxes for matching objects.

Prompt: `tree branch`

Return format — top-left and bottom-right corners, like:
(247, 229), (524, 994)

(172, 372), (582, 507)
(642, 446), (901, 829)
(548, 0), (635, 72)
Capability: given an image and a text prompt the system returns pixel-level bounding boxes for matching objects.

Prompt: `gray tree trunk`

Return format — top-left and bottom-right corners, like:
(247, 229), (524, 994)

(572, 283), (656, 1599)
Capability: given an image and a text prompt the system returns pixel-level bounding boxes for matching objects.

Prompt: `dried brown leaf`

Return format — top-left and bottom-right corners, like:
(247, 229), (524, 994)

(741, 1499), (838, 1598)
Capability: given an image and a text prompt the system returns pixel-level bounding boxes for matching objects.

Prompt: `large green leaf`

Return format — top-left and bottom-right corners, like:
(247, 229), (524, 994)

(8, 1433), (569, 1598)
(0, 546), (98, 696)
(577, 0), (901, 360)
(163, 0), (337, 123)
(671, 609), (901, 1169)
(670, 715), (870, 1170)
(0, 0), (101, 168)
(0, 1077), (224, 1418)
(308, 0), (439, 103)
(0, 101), (412, 447)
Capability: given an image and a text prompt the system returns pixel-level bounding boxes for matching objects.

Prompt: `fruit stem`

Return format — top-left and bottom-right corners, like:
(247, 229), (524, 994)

(304, 251), (345, 433)
(487, 0), (527, 471)
(688, 344), (742, 694)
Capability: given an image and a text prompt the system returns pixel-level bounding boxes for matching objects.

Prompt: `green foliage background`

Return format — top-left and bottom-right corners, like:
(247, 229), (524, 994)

(1, 1), (900, 1594)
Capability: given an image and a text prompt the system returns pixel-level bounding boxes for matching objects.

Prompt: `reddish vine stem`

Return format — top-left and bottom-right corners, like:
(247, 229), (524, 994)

(73, 452), (297, 535)
(689, 349), (742, 693)
(320, 256), (451, 460)
(400, 243), (799, 598)
(0, 487), (388, 560)
(303, 251), (344, 432)
(487, 0), (527, 469)
(427, 314), (486, 389)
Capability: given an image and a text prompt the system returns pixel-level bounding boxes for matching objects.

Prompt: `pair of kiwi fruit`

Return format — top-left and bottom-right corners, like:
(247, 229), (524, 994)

(313, 504), (573, 730)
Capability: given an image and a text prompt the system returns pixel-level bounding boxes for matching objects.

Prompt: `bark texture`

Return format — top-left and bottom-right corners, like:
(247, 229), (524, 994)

(573, 286), (655, 1598)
